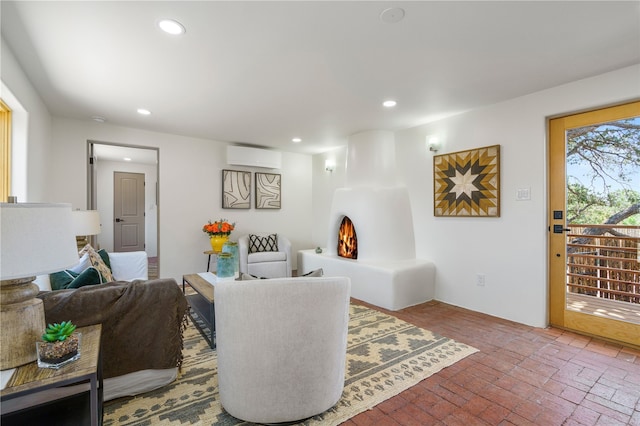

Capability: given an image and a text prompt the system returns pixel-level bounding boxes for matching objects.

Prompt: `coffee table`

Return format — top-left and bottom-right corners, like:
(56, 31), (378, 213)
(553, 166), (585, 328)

(183, 273), (216, 348)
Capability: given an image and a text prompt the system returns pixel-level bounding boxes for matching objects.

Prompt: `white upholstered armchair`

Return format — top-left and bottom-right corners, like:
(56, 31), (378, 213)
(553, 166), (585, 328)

(238, 233), (292, 278)
(214, 276), (351, 424)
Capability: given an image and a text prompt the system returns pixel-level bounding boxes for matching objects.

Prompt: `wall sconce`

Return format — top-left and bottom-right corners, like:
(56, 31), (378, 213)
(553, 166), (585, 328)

(427, 136), (441, 153)
(325, 160), (335, 172)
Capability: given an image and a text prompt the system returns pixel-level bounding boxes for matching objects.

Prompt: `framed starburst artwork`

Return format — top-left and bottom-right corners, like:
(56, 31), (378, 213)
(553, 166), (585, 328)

(433, 145), (500, 217)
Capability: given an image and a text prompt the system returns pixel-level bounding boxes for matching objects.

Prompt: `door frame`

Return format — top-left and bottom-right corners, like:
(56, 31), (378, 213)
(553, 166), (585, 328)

(87, 140), (160, 268)
(548, 101), (640, 348)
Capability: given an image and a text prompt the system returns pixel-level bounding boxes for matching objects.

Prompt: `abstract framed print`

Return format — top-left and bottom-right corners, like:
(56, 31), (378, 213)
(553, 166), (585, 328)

(222, 169), (251, 209)
(255, 172), (281, 209)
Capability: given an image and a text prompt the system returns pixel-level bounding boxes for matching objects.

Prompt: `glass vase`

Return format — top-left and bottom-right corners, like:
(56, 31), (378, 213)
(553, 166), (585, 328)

(222, 241), (239, 275)
(216, 252), (235, 281)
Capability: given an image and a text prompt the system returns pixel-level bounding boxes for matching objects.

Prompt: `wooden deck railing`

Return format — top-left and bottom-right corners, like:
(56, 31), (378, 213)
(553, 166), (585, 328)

(566, 224), (639, 304)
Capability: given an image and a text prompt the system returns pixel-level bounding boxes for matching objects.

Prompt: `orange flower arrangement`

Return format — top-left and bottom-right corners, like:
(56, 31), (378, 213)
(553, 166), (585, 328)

(202, 219), (235, 237)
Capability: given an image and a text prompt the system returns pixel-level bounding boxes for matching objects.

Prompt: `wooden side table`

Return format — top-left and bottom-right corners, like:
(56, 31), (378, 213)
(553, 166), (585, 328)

(1, 324), (103, 426)
(204, 250), (220, 272)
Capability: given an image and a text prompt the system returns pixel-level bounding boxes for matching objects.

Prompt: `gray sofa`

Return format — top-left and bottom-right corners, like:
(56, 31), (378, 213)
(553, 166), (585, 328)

(2, 251), (187, 415)
(2, 278), (188, 415)
(215, 276), (351, 423)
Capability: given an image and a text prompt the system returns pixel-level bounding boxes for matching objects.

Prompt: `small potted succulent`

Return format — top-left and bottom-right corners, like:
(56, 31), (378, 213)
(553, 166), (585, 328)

(36, 321), (81, 369)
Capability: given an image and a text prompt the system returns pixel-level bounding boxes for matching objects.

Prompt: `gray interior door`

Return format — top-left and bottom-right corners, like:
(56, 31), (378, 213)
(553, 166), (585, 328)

(114, 171), (145, 252)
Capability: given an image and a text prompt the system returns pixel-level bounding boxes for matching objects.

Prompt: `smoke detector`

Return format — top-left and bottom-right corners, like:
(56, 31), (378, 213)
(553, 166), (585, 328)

(380, 8), (405, 24)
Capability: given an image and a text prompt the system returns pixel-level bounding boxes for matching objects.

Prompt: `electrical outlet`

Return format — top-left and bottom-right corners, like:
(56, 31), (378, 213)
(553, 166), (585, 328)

(477, 273), (486, 287)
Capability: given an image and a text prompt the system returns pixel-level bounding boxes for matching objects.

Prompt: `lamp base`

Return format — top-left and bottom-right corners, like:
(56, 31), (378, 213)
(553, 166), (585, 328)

(0, 277), (46, 369)
(76, 235), (89, 252)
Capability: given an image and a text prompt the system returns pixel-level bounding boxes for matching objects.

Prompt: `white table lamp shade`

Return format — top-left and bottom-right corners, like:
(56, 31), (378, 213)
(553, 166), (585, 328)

(72, 210), (101, 236)
(1, 203), (80, 280)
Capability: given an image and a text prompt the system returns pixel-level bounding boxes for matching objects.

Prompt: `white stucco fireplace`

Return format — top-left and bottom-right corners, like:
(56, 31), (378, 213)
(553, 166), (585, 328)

(298, 130), (435, 311)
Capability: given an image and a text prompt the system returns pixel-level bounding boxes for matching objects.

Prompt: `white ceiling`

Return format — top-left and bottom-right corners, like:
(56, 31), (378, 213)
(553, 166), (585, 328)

(2, 1), (639, 154)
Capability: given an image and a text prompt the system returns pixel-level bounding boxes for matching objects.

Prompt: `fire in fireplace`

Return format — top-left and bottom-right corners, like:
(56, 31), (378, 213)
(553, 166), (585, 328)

(338, 216), (358, 259)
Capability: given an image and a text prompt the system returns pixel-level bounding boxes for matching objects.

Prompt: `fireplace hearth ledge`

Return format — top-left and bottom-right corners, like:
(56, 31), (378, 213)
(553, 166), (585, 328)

(297, 249), (435, 311)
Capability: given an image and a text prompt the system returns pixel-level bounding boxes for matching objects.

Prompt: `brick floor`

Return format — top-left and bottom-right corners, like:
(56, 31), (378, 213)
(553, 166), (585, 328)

(342, 300), (640, 426)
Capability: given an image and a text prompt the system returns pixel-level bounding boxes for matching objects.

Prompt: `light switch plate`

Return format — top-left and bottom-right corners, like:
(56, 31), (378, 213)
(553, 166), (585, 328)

(516, 188), (531, 201)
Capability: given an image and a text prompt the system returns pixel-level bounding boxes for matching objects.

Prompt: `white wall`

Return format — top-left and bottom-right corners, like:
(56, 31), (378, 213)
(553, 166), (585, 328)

(1, 38), (52, 202)
(96, 159), (158, 257)
(48, 117), (313, 282)
(313, 65), (639, 328)
(312, 146), (347, 248)
(398, 65), (639, 327)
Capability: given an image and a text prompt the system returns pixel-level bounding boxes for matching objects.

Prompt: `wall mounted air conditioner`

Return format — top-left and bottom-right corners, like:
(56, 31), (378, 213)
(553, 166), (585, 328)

(226, 146), (282, 169)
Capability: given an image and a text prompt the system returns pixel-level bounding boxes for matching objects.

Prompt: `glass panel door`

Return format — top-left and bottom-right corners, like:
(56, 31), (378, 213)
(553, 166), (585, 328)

(548, 101), (640, 347)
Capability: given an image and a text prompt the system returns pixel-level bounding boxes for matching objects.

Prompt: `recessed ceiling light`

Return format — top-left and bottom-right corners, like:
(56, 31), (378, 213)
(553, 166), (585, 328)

(91, 116), (106, 123)
(158, 19), (186, 35)
(137, 108), (151, 116)
(123, 157), (132, 162)
(383, 100), (397, 108)
(292, 138), (302, 143)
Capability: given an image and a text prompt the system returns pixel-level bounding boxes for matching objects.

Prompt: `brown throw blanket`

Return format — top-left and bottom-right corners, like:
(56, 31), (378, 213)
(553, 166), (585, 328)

(38, 279), (188, 379)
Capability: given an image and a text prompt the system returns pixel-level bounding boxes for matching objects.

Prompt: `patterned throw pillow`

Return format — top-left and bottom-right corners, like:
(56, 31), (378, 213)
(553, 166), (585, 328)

(301, 268), (324, 277)
(97, 248), (112, 272)
(240, 273), (268, 280)
(79, 244), (114, 282)
(248, 234), (278, 254)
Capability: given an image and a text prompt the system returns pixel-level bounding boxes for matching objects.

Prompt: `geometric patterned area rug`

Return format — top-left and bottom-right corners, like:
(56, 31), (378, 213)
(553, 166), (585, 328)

(103, 303), (478, 425)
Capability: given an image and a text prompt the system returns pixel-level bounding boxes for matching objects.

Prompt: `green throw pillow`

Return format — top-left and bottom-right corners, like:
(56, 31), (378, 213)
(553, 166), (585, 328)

(50, 267), (103, 290)
(66, 267), (103, 289)
(50, 270), (77, 290)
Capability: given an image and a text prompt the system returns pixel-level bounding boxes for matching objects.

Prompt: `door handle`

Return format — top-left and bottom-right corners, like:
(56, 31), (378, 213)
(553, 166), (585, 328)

(115, 218), (125, 223)
(553, 225), (570, 233)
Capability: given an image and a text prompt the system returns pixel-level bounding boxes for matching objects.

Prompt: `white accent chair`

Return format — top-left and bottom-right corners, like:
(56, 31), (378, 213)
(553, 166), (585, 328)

(215, 276), (351, 424)
(238, 234), (292, 278)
